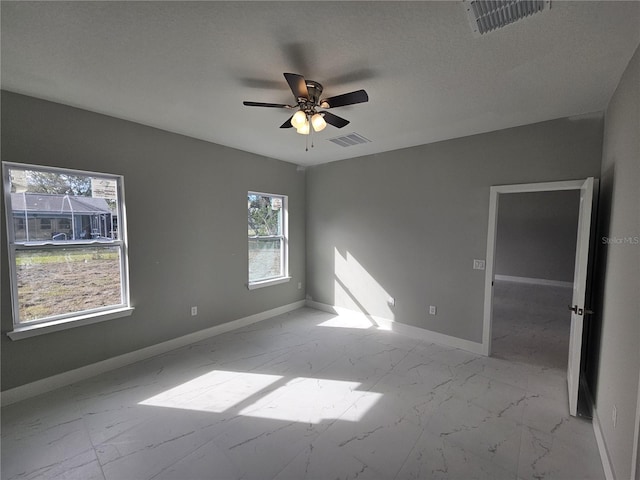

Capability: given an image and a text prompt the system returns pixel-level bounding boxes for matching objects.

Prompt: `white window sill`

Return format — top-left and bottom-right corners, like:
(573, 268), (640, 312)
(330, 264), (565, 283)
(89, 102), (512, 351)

(247, 276), (291, 290)
(7, 307), (135, 340)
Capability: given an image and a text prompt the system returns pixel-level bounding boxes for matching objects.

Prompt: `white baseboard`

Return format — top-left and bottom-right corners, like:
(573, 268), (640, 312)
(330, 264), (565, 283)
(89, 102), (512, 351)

(306, 300), (484, 356)
(1, 300), (306, 407)
(494, 275), (573, 288)
(585, 389), (616, 480)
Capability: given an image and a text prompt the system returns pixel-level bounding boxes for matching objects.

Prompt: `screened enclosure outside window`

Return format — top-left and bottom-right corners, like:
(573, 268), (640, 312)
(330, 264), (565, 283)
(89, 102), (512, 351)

(248, 192), (288, 286)
(2, 162), (130, 328)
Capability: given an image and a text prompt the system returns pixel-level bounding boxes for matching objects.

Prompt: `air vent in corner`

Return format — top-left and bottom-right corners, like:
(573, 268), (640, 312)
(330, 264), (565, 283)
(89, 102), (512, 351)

(327, 132), (371, 148)
(464, 0), (551, 36)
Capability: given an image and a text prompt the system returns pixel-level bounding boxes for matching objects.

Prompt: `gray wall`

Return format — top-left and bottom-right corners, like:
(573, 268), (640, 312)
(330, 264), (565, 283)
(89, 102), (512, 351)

(1, 91), (306, 391)
(306, 116), (603, 344)
(592, 45), (640, 480)
(494, 190), (580, 282)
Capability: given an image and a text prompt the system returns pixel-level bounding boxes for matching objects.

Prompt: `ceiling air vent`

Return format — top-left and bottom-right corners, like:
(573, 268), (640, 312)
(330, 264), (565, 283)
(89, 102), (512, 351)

(464, 0), (551, 36)
(327, 132), (371, 148)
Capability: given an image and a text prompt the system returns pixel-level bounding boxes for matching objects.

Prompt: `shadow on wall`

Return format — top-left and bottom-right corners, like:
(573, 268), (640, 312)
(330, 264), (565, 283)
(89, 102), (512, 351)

(333, 248), (395, 327)
(584, 163), (615, 401)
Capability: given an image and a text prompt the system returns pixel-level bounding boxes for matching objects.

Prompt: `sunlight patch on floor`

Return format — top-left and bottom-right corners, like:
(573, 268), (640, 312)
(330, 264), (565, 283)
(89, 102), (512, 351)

(316, 315), (374, 329)
(140, 370), (382, 424)
(139, 370), (282, 413)
(239, 376), (382, 423)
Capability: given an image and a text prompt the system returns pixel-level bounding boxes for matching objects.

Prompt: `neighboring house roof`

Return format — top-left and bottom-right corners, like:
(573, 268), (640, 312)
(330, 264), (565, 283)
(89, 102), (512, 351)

(10, 193), (112, 215)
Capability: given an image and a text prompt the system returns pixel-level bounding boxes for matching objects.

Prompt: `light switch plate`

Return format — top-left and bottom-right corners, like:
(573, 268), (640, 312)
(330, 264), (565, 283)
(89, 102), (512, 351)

(473, 259), (486, 270)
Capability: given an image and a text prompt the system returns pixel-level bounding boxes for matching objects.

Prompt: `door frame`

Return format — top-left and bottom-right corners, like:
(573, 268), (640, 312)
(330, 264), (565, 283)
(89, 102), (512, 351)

(481, 179), (589, 356)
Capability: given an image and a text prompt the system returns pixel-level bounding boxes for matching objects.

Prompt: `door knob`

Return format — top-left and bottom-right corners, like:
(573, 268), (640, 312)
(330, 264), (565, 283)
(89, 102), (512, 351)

(568, 305), (594, 316)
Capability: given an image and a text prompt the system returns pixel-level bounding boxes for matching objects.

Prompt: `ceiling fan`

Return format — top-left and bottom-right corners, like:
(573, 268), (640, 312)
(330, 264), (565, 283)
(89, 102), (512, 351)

(243, 73), (369, 135)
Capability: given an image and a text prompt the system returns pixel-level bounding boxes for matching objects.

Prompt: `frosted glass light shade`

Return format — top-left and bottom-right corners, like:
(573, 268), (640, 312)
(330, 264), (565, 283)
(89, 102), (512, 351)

(291, 110), (307, 129)
(296, 121), (310, 135)
(311, 113), (326, 132)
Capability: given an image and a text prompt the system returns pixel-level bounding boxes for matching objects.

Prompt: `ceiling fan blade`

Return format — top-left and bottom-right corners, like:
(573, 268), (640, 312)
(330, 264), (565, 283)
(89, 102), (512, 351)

(321, 111), (350, 129)
(284, 73), (309, 100)
(280, 116), (294, 128)
(321, 89), (369, 109)
(243, 101), (291, 108)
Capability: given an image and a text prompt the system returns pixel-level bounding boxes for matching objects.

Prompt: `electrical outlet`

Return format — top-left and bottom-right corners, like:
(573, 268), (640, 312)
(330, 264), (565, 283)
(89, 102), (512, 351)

(388, 296), (396, 307)
(298, 282), (302, 290)
(612, 405), (617, 428)
(429, 305), (437, 315)
(191, 306), (198, 316)
(473, 259), (486, 270)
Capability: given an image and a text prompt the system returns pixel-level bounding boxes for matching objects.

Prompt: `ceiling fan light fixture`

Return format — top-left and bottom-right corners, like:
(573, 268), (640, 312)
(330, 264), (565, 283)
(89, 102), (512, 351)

(311, 113), (327, 132)
(291, 110), (307, 129)
(243, 73), (369, 147)
(296, 120), (310, 135)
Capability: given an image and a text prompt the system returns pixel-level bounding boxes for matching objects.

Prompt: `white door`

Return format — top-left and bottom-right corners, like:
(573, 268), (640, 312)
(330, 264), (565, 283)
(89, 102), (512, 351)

(567, 177), (595, 416)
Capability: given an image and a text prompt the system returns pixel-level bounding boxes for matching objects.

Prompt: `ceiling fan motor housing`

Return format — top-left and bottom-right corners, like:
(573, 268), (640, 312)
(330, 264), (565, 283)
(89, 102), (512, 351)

(298, 80), (324, 115)
(305, 81), (323, 104)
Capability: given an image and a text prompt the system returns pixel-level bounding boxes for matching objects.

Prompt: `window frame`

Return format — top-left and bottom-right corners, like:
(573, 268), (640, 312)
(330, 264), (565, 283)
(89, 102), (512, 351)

(247, 191), (290, 290)
(2, 162), (133, 339)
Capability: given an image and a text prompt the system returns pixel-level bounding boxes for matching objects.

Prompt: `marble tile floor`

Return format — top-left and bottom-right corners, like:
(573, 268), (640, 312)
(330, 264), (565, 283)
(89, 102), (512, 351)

(491, 280), (573, 371)
(1, 307), (604, 479)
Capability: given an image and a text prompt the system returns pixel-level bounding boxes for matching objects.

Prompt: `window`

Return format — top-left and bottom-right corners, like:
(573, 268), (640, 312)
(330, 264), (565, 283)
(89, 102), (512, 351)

(57, 218), (71, 231)
(247, 192), (289, 289)
(2, 162), (132, 338)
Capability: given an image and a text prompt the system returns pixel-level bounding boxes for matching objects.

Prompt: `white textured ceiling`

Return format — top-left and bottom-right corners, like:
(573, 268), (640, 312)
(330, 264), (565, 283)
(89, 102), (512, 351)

(2, 1), (639, 166)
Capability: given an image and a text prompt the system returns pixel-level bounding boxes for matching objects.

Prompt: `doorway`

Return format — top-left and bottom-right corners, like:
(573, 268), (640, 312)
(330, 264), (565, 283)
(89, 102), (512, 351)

(491, 190), (579, 369)
(482, 179), (597, 416)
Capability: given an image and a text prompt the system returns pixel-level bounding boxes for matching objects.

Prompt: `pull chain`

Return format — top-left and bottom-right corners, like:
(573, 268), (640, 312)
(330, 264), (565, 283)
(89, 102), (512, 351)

(303, 113), (316, 152)
(310, 121), (315, 149)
